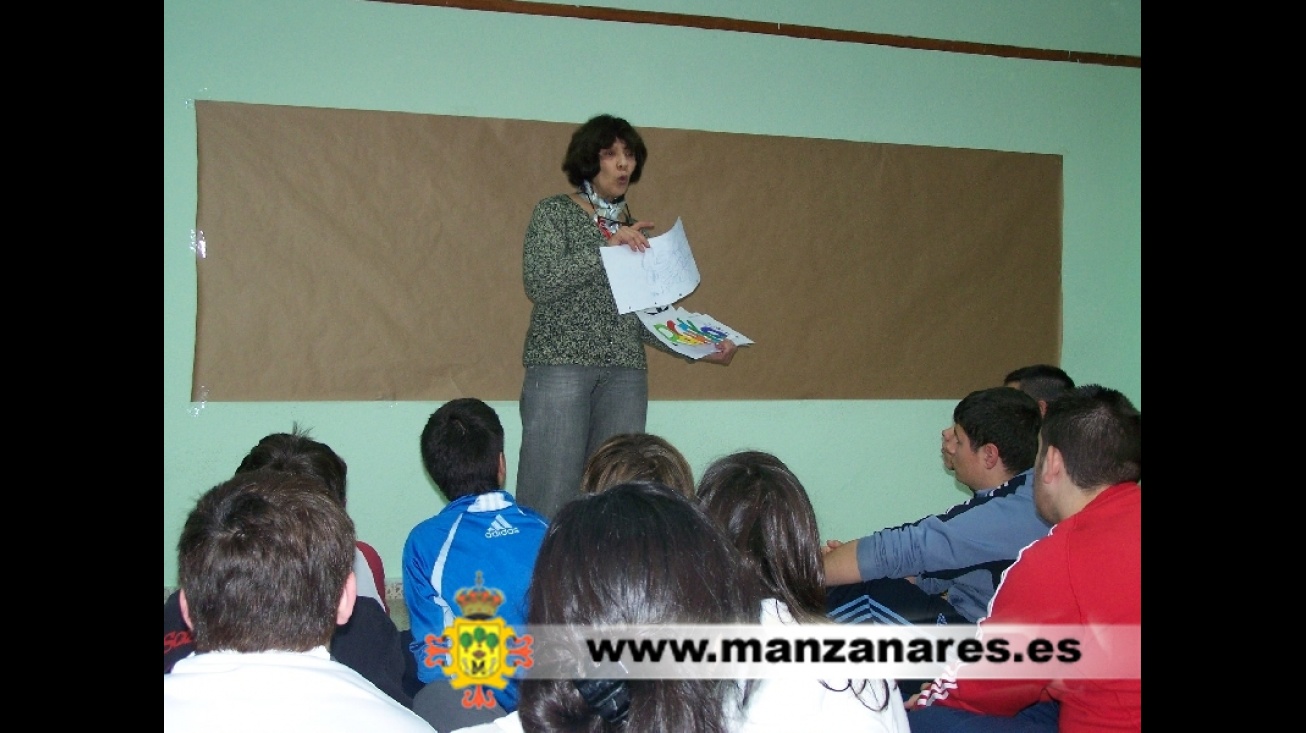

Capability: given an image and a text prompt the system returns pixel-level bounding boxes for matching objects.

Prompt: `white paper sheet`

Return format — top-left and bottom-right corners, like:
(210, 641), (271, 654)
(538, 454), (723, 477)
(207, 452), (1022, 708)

(601, 218), (701, 314)
(637, 305), (753, 359)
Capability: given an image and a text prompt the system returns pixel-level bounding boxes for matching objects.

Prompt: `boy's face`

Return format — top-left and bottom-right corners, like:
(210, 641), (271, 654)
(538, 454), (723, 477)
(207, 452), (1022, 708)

(940, 424), (958, 471)
(950, 424), (986, 490)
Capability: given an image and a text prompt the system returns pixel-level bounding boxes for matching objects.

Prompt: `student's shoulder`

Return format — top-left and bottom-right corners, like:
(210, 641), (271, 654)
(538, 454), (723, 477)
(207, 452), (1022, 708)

(945, 480), (1033, 516)
(987, 470), (1035, 499)
(508, 503), (549, 527)
(404, 502), (471, 542)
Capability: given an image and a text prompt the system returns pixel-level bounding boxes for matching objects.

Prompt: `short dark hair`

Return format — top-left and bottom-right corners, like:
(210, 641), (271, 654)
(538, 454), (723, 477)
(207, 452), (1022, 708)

(697, 451), (824, 622)
(177, 470), (355, 653)
(1040, 385), (1141, 488)
(1003, 364), (1076, 404)
(953, 387), (1042, 473)
(581, 433), (695, 497)
(561, 114), (648, 188)
(519, 481), (758, 733)
(235, 425), (348, 506)
(420, 398), (504, 501)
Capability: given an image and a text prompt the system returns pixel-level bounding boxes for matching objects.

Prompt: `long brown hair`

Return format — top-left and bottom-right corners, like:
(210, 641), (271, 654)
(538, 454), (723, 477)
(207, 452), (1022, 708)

(697, 451), (893, 712)
(697, 451), (825, 623)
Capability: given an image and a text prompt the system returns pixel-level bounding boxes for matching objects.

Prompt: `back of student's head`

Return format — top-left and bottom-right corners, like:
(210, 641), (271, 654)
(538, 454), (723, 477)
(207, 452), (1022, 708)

(235, 425), (348, 506)
(1041, 385), (1141, 489)
(697, 451), (826, 623)
(527, 480), (757, 627)
(953, 386), (1041, 473)
(698, 453), (895, 712)
(420, 398), (504, 501)
(1003, 364), (1075, 404)
(580, 432), (695, 498)
(177, 470), (355, 653)
(519, 481), (758, 733)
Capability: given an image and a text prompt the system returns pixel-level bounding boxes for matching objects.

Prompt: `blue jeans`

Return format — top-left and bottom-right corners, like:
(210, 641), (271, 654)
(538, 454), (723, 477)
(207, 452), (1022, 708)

(909, 701), (1059, 733)
(516, 365), (648, 519)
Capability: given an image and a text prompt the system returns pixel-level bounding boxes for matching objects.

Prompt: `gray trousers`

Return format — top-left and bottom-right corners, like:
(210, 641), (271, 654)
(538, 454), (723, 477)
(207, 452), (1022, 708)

(515, 365), (648, 519)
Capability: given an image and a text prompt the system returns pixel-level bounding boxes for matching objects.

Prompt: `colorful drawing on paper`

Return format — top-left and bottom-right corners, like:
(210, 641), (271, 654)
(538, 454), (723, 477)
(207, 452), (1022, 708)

(636, 305), (752, 359)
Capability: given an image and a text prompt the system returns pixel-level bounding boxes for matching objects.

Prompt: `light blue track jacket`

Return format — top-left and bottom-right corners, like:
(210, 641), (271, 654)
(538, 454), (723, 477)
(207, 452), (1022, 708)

(854, 470), (1051, 622)
(402, 491), (548, 711)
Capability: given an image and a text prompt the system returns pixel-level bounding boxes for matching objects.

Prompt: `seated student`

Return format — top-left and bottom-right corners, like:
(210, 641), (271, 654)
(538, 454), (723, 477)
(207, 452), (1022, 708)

(163, 427), (417, 709)
(939, 365), (1074, 473)
(426, 433), (699, 731)
(404, 398), (548, 718)
(824, 387), (1050, 626)
(235, 430), (390, 609)
(910, 385), (1141, 733)
(163, 471), (433, 732)
(454, 480), (764, 733)
(1001, 364), (1075, 416)
(579, 431), (696, 497)
(698, 451), (910, 733)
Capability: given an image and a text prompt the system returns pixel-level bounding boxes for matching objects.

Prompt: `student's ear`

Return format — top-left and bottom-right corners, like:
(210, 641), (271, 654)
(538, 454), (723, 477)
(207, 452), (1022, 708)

(497, 452), (506, 486)
(179, 589), (194, 631)
(337, 571), (358, 626)
(981, 443), (1000, 470)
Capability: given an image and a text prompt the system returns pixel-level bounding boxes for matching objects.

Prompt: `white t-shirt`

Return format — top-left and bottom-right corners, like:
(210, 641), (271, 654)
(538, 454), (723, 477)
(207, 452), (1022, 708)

(731, 599), (910, 733)
(165, 647), (433, 733)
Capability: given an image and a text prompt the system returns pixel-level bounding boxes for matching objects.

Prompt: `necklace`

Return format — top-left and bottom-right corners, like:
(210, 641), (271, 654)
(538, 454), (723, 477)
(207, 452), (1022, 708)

(580, 180), (628, 239)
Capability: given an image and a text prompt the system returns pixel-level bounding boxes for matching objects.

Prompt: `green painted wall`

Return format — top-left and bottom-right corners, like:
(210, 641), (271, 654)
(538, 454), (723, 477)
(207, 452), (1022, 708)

(164, 0), (1141, 586)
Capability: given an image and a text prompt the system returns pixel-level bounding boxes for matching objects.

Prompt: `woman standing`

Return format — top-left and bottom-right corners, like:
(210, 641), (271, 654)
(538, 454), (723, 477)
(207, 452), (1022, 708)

(517, 114), (735, 519)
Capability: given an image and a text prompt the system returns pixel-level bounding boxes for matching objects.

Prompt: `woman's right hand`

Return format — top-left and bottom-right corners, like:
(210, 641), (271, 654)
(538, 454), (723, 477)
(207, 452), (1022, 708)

(608, 220), (656, 252)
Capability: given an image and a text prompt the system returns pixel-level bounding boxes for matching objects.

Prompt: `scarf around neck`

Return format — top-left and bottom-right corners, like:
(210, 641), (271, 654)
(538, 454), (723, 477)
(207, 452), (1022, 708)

(580, 179), (628, 239)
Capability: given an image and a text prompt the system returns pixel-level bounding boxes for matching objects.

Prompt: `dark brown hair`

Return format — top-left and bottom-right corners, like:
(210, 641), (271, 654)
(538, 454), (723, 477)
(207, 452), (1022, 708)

(178, 470), (355, 653)
(697, 451), (825, 622)
(953, 387), (1042, 473)
(235, 425), (348, 506)
(420, 398), (505, 500)
(519, 481), (759, 733)
(1040, 384), (1141, 488)
(697, 451), (894, 713)
(561, 114), (647, 188)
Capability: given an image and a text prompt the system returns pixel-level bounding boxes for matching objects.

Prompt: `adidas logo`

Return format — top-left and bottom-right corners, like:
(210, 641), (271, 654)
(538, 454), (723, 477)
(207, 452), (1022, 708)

(485, 514), (520, 538)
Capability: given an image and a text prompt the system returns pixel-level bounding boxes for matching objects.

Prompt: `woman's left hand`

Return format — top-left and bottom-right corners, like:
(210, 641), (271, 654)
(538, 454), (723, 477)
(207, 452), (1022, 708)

(701, 339), (738, 366)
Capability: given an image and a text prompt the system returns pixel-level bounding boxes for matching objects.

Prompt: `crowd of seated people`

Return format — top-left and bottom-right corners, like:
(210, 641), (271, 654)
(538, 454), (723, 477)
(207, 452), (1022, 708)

(165, 364), (1139, 733)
